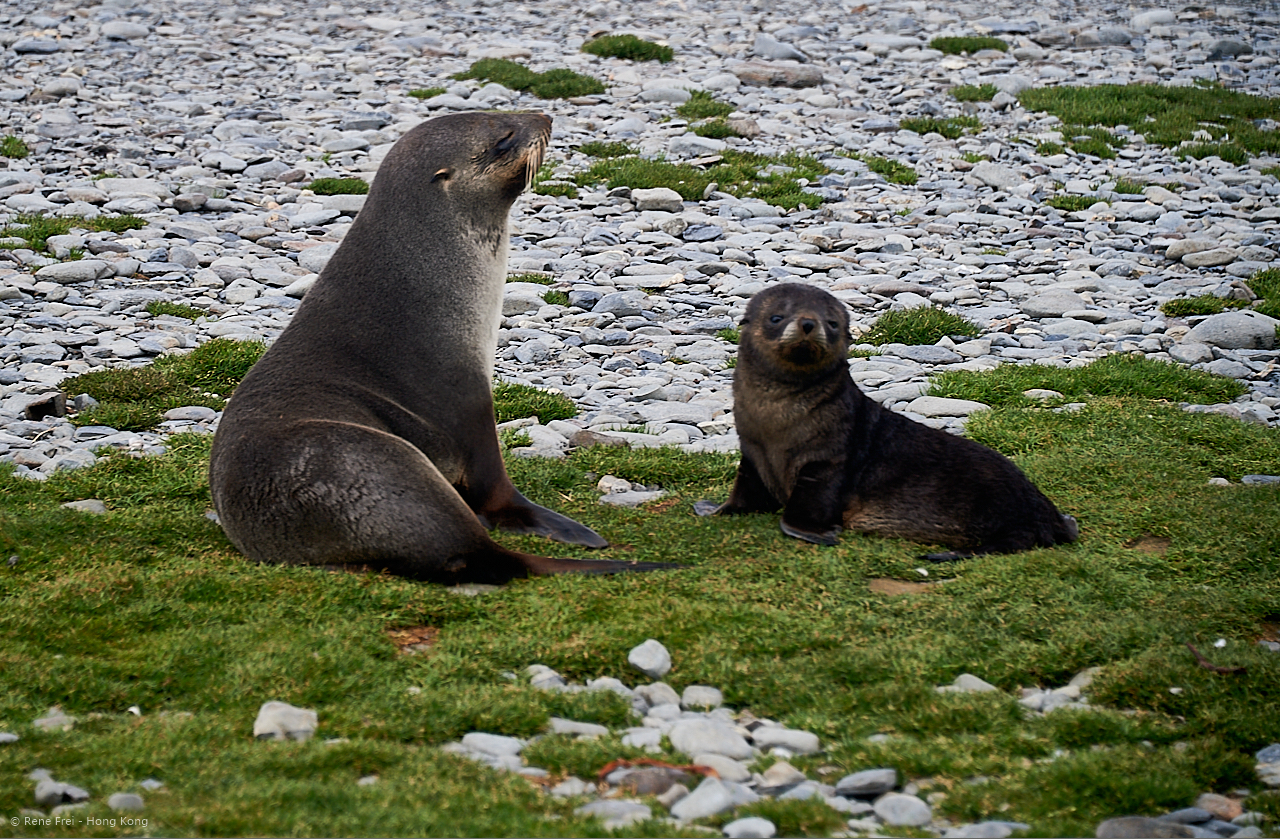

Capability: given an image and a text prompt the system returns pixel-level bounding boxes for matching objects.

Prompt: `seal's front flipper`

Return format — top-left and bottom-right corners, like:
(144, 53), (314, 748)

(780, 519), (842, 546)
(693, 500), (723, 517)
(517, 553), (676, 577)
(482, 501), (609, 548)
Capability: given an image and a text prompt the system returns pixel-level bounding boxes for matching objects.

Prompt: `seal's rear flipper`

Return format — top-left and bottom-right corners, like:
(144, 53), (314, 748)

(780, 520), (841, 546)
(517, 554), (677, 577)
(482, 501), (609, 549)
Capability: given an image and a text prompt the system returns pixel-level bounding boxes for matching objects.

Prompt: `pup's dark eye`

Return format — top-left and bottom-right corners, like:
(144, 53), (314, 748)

(770, 314), (784, 324)
(828, 320), (839, 329)
(431, 168), (451, 183)
(495, 131), (517, 153)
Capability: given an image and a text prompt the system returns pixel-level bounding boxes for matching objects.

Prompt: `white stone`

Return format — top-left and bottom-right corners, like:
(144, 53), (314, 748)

(628, 639), (672, 678)
(253, 701), (317, 741)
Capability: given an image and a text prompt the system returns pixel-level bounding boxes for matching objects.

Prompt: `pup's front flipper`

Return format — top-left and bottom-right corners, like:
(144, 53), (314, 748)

(779, 460), (846, 547)
(693, 500), (724, 517)
(695, 454), (782, 517)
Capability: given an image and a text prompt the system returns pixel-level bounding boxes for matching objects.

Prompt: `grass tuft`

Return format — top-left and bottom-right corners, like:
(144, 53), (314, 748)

(581, 34), (673, 63)
(861, 306), (980, 346)
(1160, 296), (1249, 317)
(541, 290), (570, 307)
(62, 339), (267, 431)
(929, 36), (1008, 54)
(507, 273), (554, 285)
(452, 59), (605, 100)
(576, 149), (829, 210)
(930, 353), (1247, 407)
(951, 84), (997, 102)
(0, 214), (146, 254)
(578, 141), (639, 158)
(1047, 194), (1106, 212)
(145, 301), (208, 321)
(676, 90), (734, 121)
(0, 134), (29, 159)
(1019, 84), (1280, 162)
(307, 178), (369, 195)
(843, 152), (918, 185)
(716, 327), (740, 344)
(407, 87), (445, 99)
(1247, 268), (1280, 300)
(1036, 140), (1065, 156)
(492, 381), (577, 423)
(1113, 177), (1145, 194)
(900, 115), (982, 140)
(690, 119), (739, 139)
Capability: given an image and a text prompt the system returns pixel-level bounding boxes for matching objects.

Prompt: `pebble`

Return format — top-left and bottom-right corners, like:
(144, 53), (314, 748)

(107, 792), (144, 812)
(252, 701), (318, 742)
(723, 816), (778, 838)
(628, 639), (672, 679)
(874, 792), (933, 827)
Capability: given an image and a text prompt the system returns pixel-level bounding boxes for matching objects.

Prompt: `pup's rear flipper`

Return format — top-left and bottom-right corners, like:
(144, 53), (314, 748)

(920, 550), (975, 562)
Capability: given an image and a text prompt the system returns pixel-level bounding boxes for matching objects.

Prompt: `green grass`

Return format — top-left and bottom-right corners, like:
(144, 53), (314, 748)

(575, 149), (829, 210)
(581, 34), (673, 63)
(1160, 296), (1250, 317)
(1047, 195), (1107, 212)
(676, 91), (733, 121)
(930, 353), (1247, 408)
(690, 119), (738, 139)
(507, 273), (554, 285)
(492, 381), (577, 424)
(541, 290), (570, 307)
(307, 178), (369, 196)
(578, 141), (639, 159)
(533, 181), (577, 197)
(861, 306), (980, 345)
(1019, 84), (1280, 163)
(0, 134), (29, 159)
(1248, 268), (1280, 301)
(1113, 178), (1145, 195)
(951, 84), (997, 102)
(961, 152), (986, 164)
(144, 302), (208, 321)
(1261, 166), (1280, 179)
(453, 59), (605, 100)
(929, 36), (1008, 55)
(2, 370), (1279, 836)
(407, 87), (445, 99)
(842, 152), (918, 185)
(716, 328), (740, 344)
(899, 115), (982, 140)
(0, 214), (146, 254)
(61, 339), (267, 431)
(1036, 140), (1065, 156)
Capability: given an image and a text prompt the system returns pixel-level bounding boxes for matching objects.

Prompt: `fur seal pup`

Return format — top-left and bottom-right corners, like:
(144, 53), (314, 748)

(210, 112), (668, 584)
(696, 283), (1078, 557)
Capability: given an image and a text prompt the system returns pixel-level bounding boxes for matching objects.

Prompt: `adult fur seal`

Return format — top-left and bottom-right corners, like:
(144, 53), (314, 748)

(210, 112), (667, 584)
(696, 283), (1078, 557)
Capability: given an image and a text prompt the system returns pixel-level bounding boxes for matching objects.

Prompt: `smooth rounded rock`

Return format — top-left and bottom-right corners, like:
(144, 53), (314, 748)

(724, 816), (777, 838)
(668, 718), (753, 760)
(253, 701), (318, 741)
(628, 638), (672, 678)
(874, 792), (932, 827)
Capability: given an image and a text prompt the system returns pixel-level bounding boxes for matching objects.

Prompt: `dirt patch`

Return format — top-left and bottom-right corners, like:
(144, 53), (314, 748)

(868, 578), (934, 596)
(387, 625), (439, 655)
(1124, 535), (1172, 555)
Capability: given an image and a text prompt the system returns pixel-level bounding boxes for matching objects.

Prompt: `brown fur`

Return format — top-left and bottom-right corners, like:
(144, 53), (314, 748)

(697, 283), (1078, 555)
(210, 113), (669, 584)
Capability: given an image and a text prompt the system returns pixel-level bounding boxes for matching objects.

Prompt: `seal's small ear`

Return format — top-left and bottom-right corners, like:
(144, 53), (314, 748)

(431, 168), (451, 183)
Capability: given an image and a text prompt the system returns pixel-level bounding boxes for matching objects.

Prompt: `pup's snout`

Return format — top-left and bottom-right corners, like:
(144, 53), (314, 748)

(800, 318), (816, 334)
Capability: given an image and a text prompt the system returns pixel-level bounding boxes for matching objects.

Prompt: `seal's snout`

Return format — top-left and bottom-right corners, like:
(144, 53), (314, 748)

(800, 317), (817, 335)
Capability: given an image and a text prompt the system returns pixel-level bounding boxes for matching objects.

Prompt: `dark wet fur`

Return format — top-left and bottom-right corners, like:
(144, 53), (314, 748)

(701, 283), (1078, 555)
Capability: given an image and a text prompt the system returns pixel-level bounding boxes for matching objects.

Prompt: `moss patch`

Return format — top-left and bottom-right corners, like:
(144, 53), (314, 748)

(581, 34), (673, 63)
(861, 306), (980, 346)
(453, 59), (605, 100)
(307, 178), (369, 195)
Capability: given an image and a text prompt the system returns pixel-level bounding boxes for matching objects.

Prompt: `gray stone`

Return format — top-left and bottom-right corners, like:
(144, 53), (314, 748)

(751, 726), (821, 755)
(1185, 312), (1278, 350)
(682, 685), (724, 709)
(35, 261), (113, 284)
(575, 799), (651, 829)
(632, 188), (684, 212)
(635, 682), (681, 706)
(628, 639), (672, 678)
(753, 34), (807, 62)
(549, 717), (610, 738)
(0, 733), (18, 744)
(760, 760), (808, 789)
(461, 732), (524, 756)
(671, 777), (738, 820)
(594, 291), (649, 317)
(882, 344), (963, 364)
(875, 792), (932, 826)
(1256, 743), (1280, 763)
(971, 162), (1024, 190)
(905, 396), (990, 418)
(102, 20), (151, 39)
(34, 779), (90, 807)
(253, 701), (318, 741)
(1169, 342), (1215, 365)
(1159, 809), (1215, 825)
(692, 753), (751, 782)
(1182, 249), (1237, 268)
(1096, 816), (1196, 838)
(732, 61), (824, 88)
(33, 707), (77, 731)
(107, 792), (144, 812)
(836, 768), (897, 798)
(1022, 290), (1088, 318)
(724, 816), (777, 838)
(668, 719), (753, 760)
(61, 499), (107, 514)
